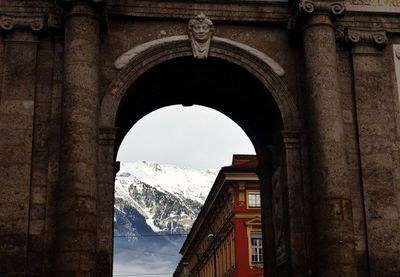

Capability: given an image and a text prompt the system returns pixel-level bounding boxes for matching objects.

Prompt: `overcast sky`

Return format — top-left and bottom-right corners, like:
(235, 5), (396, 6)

(117, 105), (255, 170)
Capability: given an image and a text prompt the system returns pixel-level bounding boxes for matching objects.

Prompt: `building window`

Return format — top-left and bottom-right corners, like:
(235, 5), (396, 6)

(251, 232), (263, 263)
(248, 191), (261, 208)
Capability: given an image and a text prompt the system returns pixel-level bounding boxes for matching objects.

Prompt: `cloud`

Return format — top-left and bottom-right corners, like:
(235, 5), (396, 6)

(117, 105), (255, 170)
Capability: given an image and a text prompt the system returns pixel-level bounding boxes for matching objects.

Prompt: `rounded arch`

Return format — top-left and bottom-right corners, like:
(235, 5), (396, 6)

(100, 36), (300, 131)
(97, 36), (308, 277)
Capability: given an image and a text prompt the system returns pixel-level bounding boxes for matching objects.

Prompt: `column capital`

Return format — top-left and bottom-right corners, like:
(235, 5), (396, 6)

(298, 0), (345, 16)
(0, 15), (46, 33)
(288, 0), (345, 31)
(0, 14), (62, 34)
(343, 28), (387, 49)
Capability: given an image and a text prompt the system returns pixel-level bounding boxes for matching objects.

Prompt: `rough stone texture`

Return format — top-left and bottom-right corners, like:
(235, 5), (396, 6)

(302, 12), (357, 276)
(0, 29), (39, 276)
(55, 2), (100, 276)
(337, 43), (370, 276)
(0, 0), (399, 276)
(350, 38), (400, 276)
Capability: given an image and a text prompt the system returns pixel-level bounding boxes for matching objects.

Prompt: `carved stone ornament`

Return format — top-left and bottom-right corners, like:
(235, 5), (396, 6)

(188, 13), (214, 59)
(0, 15), (46, 32)
(298, 0), (346, 16)
(288, 0), (345, 31)
(345, 29), (387, 48)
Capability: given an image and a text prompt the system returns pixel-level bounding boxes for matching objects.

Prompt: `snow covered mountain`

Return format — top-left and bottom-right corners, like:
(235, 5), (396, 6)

(113, 161), (217, 276)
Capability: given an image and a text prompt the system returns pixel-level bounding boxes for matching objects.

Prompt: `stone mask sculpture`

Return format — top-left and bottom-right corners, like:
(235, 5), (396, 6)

(188, 13), (214, 59)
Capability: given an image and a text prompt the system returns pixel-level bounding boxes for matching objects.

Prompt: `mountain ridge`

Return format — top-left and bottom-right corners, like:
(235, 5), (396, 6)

(113, 160), (217, 276)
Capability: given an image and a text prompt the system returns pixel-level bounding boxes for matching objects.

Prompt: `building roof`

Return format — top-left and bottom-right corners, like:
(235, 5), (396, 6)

(178, 154), (259, 255)
(225, 154), (259, 171)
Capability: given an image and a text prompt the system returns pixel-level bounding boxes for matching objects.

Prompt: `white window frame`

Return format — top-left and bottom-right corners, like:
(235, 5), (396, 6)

(247, 191), (261, 208)
(250, 232), (263, 263)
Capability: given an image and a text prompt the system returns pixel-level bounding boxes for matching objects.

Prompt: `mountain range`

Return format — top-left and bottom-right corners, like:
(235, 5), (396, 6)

(113, 161), (217, 276)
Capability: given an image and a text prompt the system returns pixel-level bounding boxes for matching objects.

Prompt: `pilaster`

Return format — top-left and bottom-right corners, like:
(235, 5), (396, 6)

(281, 130), (308, 276)
(55, 1), (102, 275)
(97, 128), (118, 277)
(346, 29), (400, 276)
(0, 15), (45, 276)
(293, 1), (358, 275)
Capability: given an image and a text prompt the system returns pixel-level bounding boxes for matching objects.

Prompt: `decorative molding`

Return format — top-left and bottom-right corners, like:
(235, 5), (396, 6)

(113, 35), (285, 76)
(107, 1), (289, 23)
(102, 32), (300, 133)
(344, 28), (387, 48)
(188, 13), (214, 59)
(288, 0), (345, 31)
(0, 15), (46, 33)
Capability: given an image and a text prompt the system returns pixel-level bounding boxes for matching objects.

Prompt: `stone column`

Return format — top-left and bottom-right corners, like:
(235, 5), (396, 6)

(297, 1), (358, 275)
(0, 15), (45, 276)
(55, 1), (102, 275)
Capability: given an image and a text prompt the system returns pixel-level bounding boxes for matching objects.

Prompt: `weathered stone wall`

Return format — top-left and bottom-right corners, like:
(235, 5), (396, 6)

(348, 32), (400, 275)
(0, 3), (59, 274)
(0, 0), (399, 276)
(100, 19), (299, 100)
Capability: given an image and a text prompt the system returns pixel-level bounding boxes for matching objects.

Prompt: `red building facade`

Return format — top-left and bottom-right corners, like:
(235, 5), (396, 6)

(174, 155), (264, 277)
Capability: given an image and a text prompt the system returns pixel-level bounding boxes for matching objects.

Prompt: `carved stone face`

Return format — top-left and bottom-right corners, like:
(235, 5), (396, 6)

(188, 14), (214, 43)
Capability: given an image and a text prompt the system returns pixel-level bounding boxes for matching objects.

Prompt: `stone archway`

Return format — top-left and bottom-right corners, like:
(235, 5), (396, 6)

(100, 36), (298, 130)
(96, 36), (308, 277)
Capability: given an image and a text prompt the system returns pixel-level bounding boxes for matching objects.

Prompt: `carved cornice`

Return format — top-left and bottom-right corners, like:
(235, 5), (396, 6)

(288, 0), (345, 31)
(344, 29), (387, 48)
